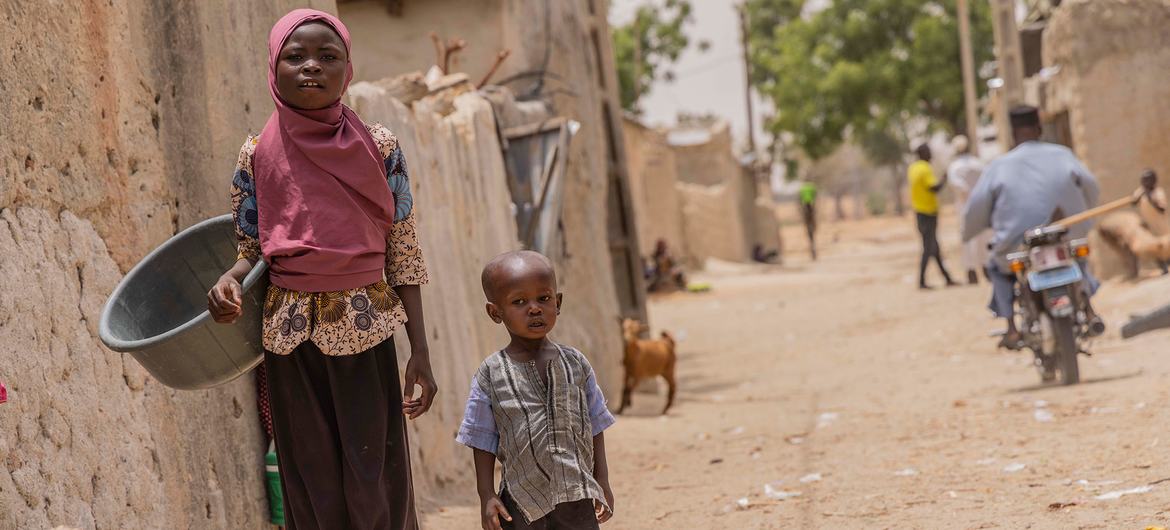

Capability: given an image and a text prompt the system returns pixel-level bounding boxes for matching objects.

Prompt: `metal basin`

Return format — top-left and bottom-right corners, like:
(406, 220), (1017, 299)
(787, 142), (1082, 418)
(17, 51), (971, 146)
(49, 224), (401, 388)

(99, 214), (269, 390)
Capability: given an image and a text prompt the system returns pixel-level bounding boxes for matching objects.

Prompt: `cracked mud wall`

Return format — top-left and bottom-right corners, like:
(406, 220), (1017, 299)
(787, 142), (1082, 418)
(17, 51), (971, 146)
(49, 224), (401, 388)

(1, 1), (335, 528)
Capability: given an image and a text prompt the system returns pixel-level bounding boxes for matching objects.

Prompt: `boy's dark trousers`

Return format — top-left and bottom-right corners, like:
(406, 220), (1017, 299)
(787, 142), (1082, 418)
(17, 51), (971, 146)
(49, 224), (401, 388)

(916, 212), (954, 286)
(500, 490), (599, 530)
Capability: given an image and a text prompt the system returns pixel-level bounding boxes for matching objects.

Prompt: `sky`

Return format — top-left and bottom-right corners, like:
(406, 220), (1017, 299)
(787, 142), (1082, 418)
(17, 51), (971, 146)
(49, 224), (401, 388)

(608, 0), (771, 152)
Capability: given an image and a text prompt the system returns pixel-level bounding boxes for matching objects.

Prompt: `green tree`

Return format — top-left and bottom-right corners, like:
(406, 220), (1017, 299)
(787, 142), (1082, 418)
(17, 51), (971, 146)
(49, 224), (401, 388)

(746, 0), (995, 210)
(612, 0), (707, 114)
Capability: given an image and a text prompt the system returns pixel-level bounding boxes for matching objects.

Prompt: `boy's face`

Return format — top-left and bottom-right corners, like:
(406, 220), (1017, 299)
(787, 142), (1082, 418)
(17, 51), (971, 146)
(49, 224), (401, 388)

(487, 267), (562, 340)
(275, 22), (348, 110)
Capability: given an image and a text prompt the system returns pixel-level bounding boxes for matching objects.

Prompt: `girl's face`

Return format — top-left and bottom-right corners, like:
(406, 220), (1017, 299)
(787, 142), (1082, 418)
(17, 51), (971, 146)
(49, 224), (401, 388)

(275, 22), (348, 110)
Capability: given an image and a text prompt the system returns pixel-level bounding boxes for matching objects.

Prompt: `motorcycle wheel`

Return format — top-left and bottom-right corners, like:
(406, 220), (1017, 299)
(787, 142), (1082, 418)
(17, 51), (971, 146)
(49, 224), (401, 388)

(1052, 315), (1080, 385)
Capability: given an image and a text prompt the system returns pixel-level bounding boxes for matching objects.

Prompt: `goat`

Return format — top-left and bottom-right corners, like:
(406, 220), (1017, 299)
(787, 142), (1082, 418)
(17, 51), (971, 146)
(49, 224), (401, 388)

(618, 318), (677, 415)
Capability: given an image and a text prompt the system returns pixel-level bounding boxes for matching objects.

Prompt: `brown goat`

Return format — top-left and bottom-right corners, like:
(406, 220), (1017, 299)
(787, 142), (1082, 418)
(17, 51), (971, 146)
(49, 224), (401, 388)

(618, 318), (677, 415)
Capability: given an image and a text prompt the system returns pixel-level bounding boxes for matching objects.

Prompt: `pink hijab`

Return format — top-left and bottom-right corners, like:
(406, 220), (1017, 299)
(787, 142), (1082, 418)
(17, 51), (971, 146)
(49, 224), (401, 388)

(254, 9), (394, 292)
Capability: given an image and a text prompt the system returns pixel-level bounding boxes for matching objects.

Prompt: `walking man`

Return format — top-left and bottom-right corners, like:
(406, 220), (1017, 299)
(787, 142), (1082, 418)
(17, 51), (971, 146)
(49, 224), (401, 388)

(799, 180), (818, 260)
(908, 143), (957, 289)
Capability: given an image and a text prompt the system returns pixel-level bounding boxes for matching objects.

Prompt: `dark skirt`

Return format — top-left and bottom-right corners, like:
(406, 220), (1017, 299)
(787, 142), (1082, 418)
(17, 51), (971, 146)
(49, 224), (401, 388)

(265, 338), (418, 530)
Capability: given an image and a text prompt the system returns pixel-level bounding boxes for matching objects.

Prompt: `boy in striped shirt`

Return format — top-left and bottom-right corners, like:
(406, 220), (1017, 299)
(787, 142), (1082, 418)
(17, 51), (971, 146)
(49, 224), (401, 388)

(457, 250), (616, 529)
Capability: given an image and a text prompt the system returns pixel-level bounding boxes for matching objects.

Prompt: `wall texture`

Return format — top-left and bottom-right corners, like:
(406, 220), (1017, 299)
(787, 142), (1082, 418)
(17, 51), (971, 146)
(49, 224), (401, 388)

(676, 180), (752, 263)
(622, 118), (688, 261)
(1, 1), (334, 528)
(340, 0), (508, 84)
(671, 122), (759, 263)
(1043, 0), (1170, 203)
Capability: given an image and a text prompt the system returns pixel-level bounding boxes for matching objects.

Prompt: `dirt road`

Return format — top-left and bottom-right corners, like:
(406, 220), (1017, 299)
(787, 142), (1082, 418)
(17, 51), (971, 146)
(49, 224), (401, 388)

(424, 214), (1170, 529)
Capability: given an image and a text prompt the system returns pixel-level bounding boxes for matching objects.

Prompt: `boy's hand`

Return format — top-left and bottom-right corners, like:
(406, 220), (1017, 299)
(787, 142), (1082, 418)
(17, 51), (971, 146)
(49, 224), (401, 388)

(207, 276), (243, 324)
(402, 353), (438, 420)
(481, 496), (511, 530)
(595, 483), (615, 523)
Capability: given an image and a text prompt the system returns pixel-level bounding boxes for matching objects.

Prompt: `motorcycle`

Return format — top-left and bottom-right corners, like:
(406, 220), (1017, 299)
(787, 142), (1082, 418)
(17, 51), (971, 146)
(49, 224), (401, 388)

(1006, 225), (1103, 385)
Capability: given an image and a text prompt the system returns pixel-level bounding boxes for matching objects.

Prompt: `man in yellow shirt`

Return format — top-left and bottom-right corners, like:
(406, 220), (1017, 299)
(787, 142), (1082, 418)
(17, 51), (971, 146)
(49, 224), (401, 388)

(908, 143), (957, 289)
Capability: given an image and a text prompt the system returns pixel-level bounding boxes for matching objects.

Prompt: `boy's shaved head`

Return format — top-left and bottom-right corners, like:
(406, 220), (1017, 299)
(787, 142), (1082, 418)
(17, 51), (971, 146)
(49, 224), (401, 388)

(481, 250), (557, 302)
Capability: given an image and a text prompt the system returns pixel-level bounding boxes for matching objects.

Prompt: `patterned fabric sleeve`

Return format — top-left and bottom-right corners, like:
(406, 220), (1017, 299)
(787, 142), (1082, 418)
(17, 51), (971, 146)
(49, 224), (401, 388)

(377, 128), (428, 287)
(231, 135), (261, 262)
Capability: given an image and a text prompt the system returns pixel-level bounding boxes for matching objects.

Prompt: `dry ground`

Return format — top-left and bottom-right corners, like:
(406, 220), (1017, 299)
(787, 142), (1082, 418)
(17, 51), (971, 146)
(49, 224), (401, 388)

(423, 213), (1170, 529)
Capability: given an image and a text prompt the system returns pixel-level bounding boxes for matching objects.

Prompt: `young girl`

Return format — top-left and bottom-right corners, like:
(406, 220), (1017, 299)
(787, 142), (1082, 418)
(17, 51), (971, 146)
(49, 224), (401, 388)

(457, 250), (615, 530)
(205, 9), (436, 530)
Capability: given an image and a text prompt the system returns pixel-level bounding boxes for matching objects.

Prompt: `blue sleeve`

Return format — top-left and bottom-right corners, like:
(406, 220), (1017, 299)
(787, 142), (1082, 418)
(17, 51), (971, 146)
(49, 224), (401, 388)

(584, 365), (616, 436)
(385, 145), (414, 222)
(455, 378), (499, 454)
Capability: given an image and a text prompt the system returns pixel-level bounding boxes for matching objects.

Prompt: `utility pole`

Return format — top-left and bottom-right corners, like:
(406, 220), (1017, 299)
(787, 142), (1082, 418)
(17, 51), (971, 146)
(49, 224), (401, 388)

(737, 4), (757, 156)
(957, 0), (980, 156)
(632, 21), (642, 106)
(989, 0), (1026, 151)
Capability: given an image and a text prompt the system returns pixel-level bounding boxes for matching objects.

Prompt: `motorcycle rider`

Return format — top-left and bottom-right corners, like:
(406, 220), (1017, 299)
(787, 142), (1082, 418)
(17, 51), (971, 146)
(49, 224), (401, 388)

(962, 105), (1102, 350)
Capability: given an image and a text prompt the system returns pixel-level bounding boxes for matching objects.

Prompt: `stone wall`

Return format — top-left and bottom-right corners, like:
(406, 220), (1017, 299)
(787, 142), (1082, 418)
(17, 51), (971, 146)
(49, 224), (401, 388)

(622, 118), (688, 262)
(1, 1), (335, 528)
(1043, 0), (1170, 203)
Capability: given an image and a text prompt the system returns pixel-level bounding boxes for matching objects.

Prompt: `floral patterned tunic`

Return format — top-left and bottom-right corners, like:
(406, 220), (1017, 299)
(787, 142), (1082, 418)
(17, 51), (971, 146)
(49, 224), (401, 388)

(232, 123), (428, 356)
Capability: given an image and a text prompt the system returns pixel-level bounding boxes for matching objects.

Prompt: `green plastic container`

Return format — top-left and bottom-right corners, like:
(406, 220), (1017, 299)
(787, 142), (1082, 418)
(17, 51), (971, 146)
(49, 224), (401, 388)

(265, 441), (285, 526)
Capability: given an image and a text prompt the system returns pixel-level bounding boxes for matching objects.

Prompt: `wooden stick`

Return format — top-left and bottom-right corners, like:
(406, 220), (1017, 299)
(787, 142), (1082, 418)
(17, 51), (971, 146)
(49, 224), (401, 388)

(429, 32), (444, 73)
(477, 49), (512, 88)
(1048, 195), (1138, 229)
(443, 38), (467, 74)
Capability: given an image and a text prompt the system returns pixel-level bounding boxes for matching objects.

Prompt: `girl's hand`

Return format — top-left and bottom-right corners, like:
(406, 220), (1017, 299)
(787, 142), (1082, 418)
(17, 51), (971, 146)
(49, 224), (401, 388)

(595, 483), (615, 523)
(481, 496), (511, 530)
(207, 276), (243, 323)
(402, 352), (438, 419)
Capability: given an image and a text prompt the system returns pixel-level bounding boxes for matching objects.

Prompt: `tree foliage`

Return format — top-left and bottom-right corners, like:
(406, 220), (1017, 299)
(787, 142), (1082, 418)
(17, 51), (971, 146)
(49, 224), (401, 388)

(612, 0), (706, 114)
(746, 0), (995, 161)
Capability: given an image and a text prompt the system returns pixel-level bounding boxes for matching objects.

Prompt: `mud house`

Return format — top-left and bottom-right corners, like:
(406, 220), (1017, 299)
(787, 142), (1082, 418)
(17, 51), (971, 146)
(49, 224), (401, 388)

(669, 120), (781, 264)
(2, 0), (643, 527)
(987, 0), (1170, 276)
(622, 117), (688, 263)
(623, 116), (782, 267)
(989, 0), (1170, 204)
(1038, 0), (1170, 203)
